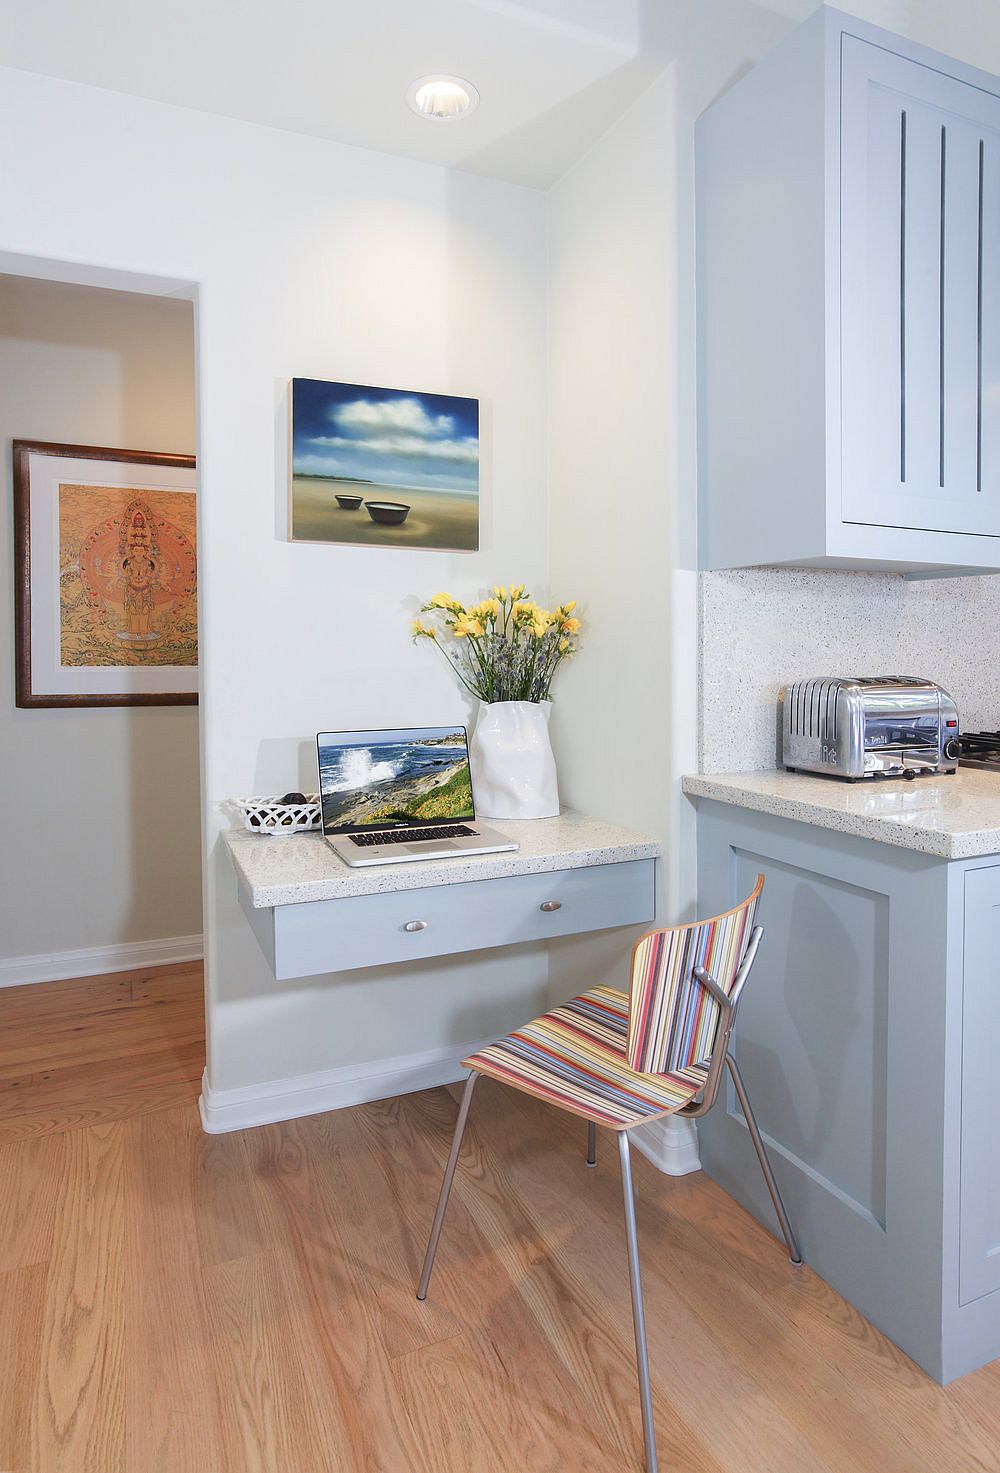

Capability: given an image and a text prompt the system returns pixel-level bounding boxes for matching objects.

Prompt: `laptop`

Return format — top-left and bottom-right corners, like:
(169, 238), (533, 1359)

(317, 725), (519, 867)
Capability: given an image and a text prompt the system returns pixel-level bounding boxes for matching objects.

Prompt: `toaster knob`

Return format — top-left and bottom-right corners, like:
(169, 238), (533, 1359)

(944, 738), (961, 762)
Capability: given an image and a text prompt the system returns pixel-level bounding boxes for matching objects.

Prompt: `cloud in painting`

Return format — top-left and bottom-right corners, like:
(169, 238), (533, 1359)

(333, 397), (455, 438)
(292, 380), (479, 495)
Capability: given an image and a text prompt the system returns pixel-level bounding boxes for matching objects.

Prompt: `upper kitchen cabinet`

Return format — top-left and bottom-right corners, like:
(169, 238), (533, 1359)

(697, 7), (1000, 573)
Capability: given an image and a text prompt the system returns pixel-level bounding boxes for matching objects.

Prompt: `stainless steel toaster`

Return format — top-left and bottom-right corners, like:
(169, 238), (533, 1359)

(781, 677), (960, 780)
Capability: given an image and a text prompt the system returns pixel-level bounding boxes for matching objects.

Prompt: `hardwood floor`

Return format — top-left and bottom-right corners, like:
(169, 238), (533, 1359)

(1, 962), (998, 1472)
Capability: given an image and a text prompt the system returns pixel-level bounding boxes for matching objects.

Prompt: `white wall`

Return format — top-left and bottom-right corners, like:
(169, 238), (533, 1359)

(0, 68), (550, 1100)
(546, 3), (792, 951)
(547, 70), (687, 1007)
(544, 7), (793, 1169)
(0, 274), (201, 964)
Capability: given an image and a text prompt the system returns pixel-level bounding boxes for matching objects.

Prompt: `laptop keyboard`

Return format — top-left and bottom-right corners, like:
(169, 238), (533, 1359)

(350, 824), (477, 848)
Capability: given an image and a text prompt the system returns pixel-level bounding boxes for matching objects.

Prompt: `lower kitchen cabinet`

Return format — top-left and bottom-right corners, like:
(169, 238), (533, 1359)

(690, 797), (1000, 1382)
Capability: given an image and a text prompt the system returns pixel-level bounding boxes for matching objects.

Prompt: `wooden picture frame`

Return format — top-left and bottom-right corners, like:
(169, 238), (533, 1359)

(13, 439), (198, 708)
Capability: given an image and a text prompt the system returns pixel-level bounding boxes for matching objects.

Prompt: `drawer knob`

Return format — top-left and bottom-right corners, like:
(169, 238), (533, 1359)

(539, 900), (562, 913)
(403, 919), (428, 933)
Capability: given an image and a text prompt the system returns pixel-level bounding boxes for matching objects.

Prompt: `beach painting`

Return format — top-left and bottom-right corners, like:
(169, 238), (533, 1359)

(290, 378), (479, 551)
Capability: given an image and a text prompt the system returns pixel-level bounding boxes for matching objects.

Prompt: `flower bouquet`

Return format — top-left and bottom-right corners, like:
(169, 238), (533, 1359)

(411, 585), (581, 820)
(410, 585), (581, 703)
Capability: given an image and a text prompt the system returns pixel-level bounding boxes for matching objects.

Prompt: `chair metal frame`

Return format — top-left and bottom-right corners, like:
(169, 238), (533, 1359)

(416, 913), (801, 1473)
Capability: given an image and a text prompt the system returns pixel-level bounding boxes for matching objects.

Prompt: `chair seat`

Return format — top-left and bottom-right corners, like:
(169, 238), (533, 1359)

(463, 985), (708, 1130)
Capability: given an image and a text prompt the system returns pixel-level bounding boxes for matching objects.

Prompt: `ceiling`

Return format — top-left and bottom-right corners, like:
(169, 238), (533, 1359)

(0, 0), (806, 187)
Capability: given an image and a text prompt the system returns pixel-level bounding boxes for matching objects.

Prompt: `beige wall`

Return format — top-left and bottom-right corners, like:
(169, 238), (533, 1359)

(0, 274), (201, 962)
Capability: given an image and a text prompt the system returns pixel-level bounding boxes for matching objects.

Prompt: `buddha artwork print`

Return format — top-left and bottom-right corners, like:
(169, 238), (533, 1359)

(13, 441), (197, 707)
(61, 486), (198, 666)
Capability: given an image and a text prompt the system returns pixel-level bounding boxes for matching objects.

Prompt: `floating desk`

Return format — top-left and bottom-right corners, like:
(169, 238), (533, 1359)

(225, 811), (658, 980)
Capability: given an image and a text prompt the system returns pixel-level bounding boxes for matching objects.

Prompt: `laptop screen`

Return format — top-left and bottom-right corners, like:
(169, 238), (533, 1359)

(317, 726), (475, 834)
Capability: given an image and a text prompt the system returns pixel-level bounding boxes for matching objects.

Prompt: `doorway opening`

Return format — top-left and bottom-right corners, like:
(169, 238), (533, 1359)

(1, 269), (204, 1115)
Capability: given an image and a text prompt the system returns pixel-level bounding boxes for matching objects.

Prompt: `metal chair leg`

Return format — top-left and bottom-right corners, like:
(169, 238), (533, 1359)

(617, 1131), (659, 1473)
(417, 1072), (479, 1301)
(586, 1121), (597, 1167)
(726, 1053), (802, 1265)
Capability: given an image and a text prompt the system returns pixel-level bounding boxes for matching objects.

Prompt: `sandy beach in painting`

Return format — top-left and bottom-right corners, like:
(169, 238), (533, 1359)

(291, 476), (479, 550)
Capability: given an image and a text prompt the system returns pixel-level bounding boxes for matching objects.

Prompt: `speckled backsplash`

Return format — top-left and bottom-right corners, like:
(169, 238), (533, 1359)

(699, 568), (1000, 772)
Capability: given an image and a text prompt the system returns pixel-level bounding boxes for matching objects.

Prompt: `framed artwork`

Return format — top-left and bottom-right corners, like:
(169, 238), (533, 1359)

(13, 440), (198, 708)
(289, 378), (479, 552)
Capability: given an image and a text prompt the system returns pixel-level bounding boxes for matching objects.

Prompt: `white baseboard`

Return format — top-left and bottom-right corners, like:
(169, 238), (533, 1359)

(199, 1041), (476, 1134)
(630, 1115), (701, 1176)
(200, 1041), (705, 1176)
(0, 933), (203, 990)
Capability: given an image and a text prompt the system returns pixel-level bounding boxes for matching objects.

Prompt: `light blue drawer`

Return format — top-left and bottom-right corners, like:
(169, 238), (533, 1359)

(239, 859), (655, 980)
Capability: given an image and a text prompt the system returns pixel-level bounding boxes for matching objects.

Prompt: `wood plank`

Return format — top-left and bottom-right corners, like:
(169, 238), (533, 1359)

(0, 995), (204, 1080)
(34, 1122), (125, 1473)
(0, 1133), (65, 1269)
(0, 963), (200, 1026)
(0, 1263), (47, 1473)
(0, 1040), (203, 1145)
(391, 1331), (628, 1473)
(123, 1106), (225, 1473)
(240, 1116), (431, 1473)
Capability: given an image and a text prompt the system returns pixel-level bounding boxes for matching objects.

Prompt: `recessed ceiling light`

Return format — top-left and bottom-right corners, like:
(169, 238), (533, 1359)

(406, 75), (480, 122)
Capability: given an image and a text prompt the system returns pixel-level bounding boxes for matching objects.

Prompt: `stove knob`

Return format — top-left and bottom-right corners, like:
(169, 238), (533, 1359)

(944, 738), (961, 762)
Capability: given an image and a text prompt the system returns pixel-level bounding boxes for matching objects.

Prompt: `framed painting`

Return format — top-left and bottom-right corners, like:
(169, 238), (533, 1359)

(289, 378), (479, 551)
(13, 440), (198, 708)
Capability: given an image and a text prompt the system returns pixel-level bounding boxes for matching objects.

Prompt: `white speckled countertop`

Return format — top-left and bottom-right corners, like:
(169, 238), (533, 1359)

(682, 769), (1000, 860)
(225, 810), (659, 908)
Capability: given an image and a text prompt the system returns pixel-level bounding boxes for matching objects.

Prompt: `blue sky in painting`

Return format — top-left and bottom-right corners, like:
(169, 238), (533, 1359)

(292, 379), (479, 496)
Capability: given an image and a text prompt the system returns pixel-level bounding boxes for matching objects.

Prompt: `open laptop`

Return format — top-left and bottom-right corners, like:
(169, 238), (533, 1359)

(317, 725), (519, 867)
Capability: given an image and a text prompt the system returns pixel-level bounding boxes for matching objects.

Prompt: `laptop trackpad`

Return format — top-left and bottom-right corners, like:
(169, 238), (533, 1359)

(407, 839), (460, 852)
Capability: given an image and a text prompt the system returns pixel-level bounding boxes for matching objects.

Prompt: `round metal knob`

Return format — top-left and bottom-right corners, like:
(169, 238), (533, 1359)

(403, 920), (428, 933)
(944, 738), (961, 761)
(539, 900), (562, 913)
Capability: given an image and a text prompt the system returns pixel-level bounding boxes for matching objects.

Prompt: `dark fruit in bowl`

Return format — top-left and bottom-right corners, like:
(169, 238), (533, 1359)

(249, 813), (261, 827)
(279, 792), (306, 804)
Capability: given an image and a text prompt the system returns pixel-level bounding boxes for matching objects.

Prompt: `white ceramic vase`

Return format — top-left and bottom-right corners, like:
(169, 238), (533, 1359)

(469, 700), (559, 820)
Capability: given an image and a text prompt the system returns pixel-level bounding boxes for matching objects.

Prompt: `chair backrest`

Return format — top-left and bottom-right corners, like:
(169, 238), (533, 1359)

(625, 875), (764, 1076)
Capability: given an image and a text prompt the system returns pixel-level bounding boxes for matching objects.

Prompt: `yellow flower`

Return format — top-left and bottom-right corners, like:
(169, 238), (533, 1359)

(512, 599), (536, 623)
(492, 584), (508, 601)
(410, 618), (434, 638)
(563, 600), (577, 612)
(559, 638), (569, 652)
(510, 583), (526, 599)
(430, 592), (464, 612)
(562, 616), (581, 634)
(452, 616), (484, 639)
(469, 598), (500, 621)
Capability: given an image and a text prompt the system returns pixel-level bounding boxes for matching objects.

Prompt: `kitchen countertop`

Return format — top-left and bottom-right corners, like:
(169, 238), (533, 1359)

(682, 768), (1000, 860)
(225, 810), (659, 908)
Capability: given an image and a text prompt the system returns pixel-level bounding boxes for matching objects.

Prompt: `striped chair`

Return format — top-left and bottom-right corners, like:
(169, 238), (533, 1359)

(417, 876), (800, 1473)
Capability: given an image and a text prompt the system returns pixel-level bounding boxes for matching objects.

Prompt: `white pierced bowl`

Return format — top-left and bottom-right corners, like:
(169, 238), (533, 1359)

(238, 795), (322, 836)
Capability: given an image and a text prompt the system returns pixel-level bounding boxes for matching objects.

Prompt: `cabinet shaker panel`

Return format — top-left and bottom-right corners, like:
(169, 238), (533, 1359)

(960, 865), (1000, 1304)
(841, 38), (1000, 537)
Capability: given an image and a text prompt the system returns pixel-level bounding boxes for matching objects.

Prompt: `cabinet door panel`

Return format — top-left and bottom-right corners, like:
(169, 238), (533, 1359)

(960, 866), (1000, 1305)
(842, 37), (1000, 537)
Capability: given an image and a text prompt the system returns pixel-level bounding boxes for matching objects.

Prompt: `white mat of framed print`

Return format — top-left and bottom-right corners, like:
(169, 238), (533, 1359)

(13, 441), (198, 708)
(289, 378), (479, 551)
